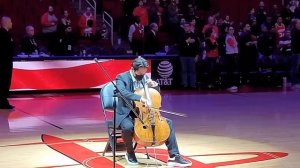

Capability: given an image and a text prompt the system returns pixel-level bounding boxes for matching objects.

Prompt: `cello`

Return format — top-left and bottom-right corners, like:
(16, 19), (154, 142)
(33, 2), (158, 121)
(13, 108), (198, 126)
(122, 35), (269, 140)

(133, 79), (170, 147)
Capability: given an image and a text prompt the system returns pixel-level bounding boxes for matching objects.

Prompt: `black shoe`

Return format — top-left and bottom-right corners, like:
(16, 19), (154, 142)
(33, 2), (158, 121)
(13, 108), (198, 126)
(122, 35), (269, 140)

(125, 152), (138, 165)
(167, 155), (192, 167)
(0, 104), (14, 109)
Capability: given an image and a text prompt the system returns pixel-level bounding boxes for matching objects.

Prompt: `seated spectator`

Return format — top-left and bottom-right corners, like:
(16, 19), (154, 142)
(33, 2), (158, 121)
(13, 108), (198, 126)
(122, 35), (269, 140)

(78, 7), (96, 37)
(21, 25), (39, 55)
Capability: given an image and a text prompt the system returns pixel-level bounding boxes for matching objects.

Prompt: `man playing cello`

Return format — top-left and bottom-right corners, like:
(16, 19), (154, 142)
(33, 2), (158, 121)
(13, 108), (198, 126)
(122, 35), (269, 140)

(115, 56), (192, 167)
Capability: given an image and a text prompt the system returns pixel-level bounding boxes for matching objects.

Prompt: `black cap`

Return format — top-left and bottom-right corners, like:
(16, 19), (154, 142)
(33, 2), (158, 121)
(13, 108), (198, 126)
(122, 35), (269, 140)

(132, 56), (149, 70)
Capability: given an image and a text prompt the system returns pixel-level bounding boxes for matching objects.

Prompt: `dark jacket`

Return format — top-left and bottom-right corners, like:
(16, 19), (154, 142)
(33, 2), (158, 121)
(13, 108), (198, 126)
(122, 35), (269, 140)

(178, 32), (200, 57)
(144, 31), (160, 54)
(115, 71), (144, 127)
(291, 28), (300, 54)
(21, 36), (39, 54)
(0, 27), (15, 64)
(115, 71), (159, 127)
(257, 32), (276, 56)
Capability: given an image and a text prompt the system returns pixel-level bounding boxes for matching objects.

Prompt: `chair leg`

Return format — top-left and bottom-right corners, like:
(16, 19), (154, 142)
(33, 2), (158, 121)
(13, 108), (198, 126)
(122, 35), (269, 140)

(102, 141), (111, 156)
(144, 146), (150, 159)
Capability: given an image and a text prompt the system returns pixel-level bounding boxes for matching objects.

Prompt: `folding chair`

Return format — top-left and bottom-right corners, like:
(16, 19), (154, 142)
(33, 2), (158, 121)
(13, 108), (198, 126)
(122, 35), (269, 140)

(100, 82), (150, 159)
(100, 82), (126, 156)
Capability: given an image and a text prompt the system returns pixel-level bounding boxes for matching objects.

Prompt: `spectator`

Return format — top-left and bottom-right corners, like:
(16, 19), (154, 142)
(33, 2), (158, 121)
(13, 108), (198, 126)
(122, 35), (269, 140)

(277, 29), (292, 72)
(274, 16), (286, 43)
(178, 22), (199, 89)
(204, 27), (219, 88)
(166, 0), (180, 41)
(133, 0), (149, 26)
(55, 26), (77, 56)
(61, 10), (71, 27)
(248, 8), (256, 24)
(41, 5), (58, 54)
(291, 19), (300, 88)
(224, 15), (234, 28)
(78, 7), (96, 37)
(202, 16), (219, 38)
(41, 6), (58, 34)
(144, 23), (160, 54)
(225, 26), (239, 91)
(256, 1), (267, 27)
(257, 24), (276, 71)
(148, 0), (164, 28)
(21, 25), (39, 55)
(281, 4), (293, 26)
(250, 18), (260, 36)
(128, 17), (144, 55)
(239, 23), (258, 85)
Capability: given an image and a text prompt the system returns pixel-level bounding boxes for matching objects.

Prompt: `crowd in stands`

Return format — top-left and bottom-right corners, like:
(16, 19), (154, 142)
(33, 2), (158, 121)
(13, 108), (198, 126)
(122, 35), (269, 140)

(123, 0), (300, 91)
(8, 4), (108, 57)
(2, 0), (300, 90)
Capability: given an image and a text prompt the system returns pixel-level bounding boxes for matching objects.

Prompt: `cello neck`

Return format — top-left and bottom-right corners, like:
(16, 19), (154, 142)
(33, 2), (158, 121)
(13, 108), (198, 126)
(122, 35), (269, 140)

(143, 77), (152, 107)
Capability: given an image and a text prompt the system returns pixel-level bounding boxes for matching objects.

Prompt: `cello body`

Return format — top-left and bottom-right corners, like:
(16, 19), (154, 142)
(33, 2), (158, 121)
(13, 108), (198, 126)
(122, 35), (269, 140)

(133, 88), (170, 147)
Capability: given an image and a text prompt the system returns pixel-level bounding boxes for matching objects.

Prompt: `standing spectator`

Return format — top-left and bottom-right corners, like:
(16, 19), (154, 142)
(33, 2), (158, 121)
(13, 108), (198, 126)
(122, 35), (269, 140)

(167, 0), (180, 39)
(148, 0), (164, 28)
(21, 25), (39, 55)
(128, 17), (144, 55)
(78, 7), (96, 37)
(54, 26), (77, 56)
(224, 15), (234, 28)
(274, 16), (286, 41)
(41, 5), (58, 54)
(250, 18), (260, 36)
(144, 23), (160, 54)
(0, 16), (15, 109)
(202, 16), (219, 38)
(291, 19), (300, 88)
(225, 26), (239, 91)
(256, 1), (267, 27)
(270, 4), (281, 22)
(239, 24), (258, 85)
(178, 22), (199, 89)
(204, 28), (219, 88)
(61, 10), (71, 27)
(133, 0), (149, 26)
(281, 4), (293, 26)
(278, 30), (292, 72)
(257, 24), (276, 71)
(41, 6), (58, 34)
(248, 8), (256, 24)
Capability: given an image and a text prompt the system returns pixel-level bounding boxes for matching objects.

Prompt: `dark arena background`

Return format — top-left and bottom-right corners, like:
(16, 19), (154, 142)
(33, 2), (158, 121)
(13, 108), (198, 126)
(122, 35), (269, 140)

(0, 0), (300, 167)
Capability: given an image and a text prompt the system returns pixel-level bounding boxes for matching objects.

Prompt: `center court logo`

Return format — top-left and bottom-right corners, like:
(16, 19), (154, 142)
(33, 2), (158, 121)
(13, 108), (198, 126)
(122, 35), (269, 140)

(156, 61), (173, 85)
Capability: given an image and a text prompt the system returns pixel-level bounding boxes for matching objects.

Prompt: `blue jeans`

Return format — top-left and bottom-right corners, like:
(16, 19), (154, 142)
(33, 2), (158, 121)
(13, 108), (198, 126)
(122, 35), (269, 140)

(179, 57), (197, 88)
(290, 54), (300, 84)
(120, 116), (180, 157)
